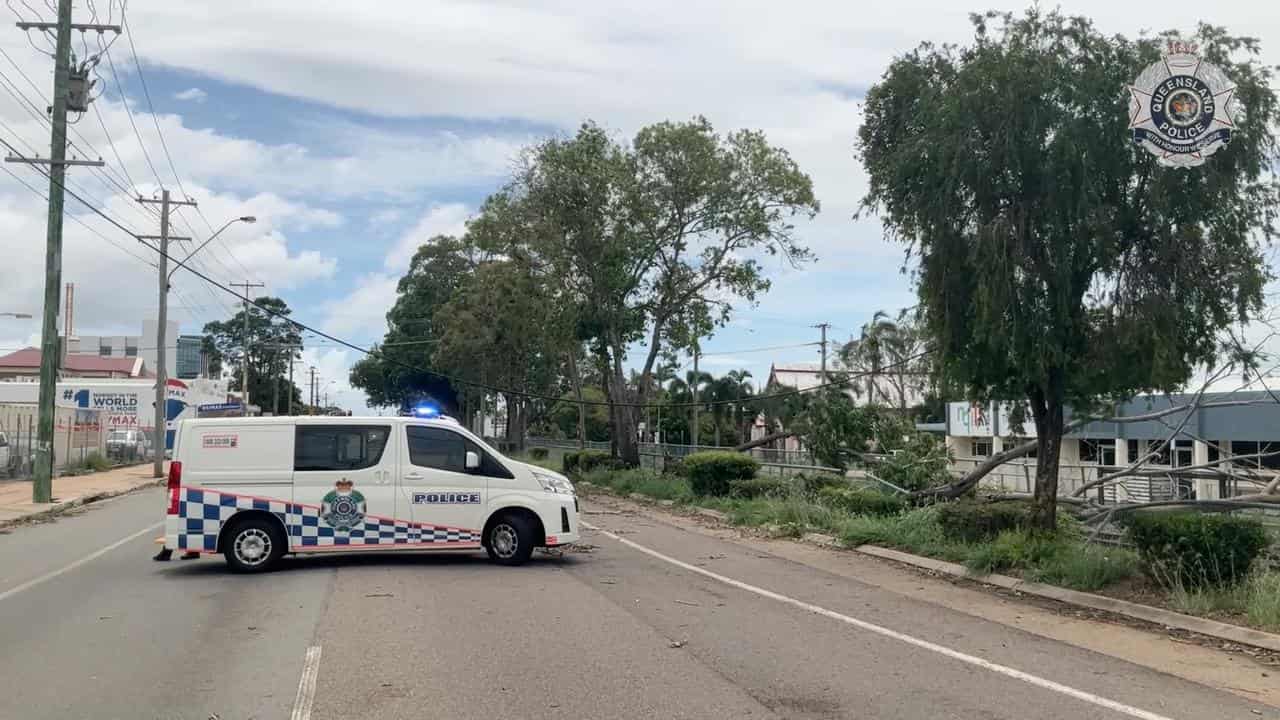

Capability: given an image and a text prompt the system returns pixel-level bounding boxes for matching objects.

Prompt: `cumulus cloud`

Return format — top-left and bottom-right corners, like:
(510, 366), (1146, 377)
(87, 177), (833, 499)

(384, 203), (471, 271)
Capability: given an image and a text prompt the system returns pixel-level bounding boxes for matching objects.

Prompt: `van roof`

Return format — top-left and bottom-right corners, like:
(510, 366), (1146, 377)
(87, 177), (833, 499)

(179, 416), (456, 427)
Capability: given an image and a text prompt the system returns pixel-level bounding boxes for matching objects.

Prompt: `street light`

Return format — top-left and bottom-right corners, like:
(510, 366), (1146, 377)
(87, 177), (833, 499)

(150, 214), (257, 479)
(167, 216), (257, 285)
(0, 312), (33, 319)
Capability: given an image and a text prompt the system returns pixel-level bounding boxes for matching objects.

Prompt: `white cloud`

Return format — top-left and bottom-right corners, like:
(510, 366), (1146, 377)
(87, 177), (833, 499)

(173, 87), (207, 103)
(384, 203), (471, 270)
(320, 273), (399, 338)
(370, 208), (405, 227)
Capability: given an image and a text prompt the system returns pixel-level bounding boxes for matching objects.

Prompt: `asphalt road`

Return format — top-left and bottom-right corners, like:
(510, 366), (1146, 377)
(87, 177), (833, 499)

(0, 488), (1276, 720)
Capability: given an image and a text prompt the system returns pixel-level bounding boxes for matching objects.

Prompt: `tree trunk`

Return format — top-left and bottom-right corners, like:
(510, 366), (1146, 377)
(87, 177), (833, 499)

(1028, 375), (1065, 532)
(607, 338), (640, 466)
(713, 411), (721, 447)
(567, 350), (586, 450)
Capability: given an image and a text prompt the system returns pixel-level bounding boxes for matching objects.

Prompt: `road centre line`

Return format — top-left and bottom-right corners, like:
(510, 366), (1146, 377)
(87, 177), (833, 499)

(291, 646), (323, 720)
(0, 523), (162, 604)
(582, 521), (1176, 720)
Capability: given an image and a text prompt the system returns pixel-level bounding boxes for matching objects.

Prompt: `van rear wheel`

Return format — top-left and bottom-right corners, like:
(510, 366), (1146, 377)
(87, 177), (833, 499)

(223, 516), (285, 573)
(486, 513), (535, 566)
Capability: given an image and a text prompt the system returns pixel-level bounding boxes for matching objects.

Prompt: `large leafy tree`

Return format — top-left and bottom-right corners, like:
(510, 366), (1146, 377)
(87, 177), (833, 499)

(512, 119), (819, 465)
(858, 12), (1278, 529)
(349, 236), (478, 413)
(201, 296), (303, 414)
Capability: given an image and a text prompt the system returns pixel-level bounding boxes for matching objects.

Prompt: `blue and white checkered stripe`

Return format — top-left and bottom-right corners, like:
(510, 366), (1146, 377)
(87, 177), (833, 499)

(176, 487), (291, 552)
(176, 486), (480, 552)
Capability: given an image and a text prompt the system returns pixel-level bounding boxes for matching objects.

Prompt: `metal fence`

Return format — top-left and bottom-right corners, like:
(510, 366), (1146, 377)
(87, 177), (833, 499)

(525, 437), (841, 477)
(0, 404), (116, 478)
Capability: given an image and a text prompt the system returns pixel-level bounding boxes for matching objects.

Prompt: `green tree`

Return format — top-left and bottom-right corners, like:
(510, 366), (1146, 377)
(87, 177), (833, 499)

(201, 296), (304, 414)
(349, 236), (479, 413)
(857, 12), (1278, 529)
(513, 119), (819, 465)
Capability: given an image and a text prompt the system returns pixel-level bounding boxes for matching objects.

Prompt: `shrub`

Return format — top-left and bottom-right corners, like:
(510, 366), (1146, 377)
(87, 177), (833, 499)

(683, 451), (760, 497)
(727, 497), (840, 534)
(965, 530), (1139, 591)
(729, 476), (791, 499)
(581, 467), (692, 501)
(796, 472), (846, 497)
(817, 486), (907, 516)
(936, 500), (1029, 543)
(563, 450), (616, 475)
(1127, 512), (1270, 589)
(529, 447), (549, 460)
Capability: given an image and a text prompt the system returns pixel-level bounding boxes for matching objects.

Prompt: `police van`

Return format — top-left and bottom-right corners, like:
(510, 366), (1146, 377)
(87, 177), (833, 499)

(162, 416), (579, 572)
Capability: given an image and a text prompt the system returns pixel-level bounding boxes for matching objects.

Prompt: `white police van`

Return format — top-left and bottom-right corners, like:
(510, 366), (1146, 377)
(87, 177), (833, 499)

(162, 416), (578, 572)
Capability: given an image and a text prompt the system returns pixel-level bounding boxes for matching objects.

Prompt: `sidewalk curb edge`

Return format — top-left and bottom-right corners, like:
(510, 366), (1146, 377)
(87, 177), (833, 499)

(0, 478), (164, 530)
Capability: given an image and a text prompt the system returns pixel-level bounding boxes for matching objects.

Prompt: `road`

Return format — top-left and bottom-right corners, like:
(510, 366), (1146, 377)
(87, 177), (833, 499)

(0, 488), (1276, 720)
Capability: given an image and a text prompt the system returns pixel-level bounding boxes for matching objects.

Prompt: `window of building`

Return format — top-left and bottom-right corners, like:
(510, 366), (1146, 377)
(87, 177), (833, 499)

(1229, 441), (1280, 471)
(1171, 439), (1193, 468)
(1009, 437), (1036, 459)
(125, 345), (138, 357)
(98, 345), (112, 356)
(1127, 439), (1141, 463)
(294, 425), (389, 471)
(970, 439), (992, 458)
(1080, 439), (1116, 466)
(1208, 443), (1221, 463)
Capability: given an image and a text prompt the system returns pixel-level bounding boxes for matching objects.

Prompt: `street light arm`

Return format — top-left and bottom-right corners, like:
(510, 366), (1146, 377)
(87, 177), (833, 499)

(166, 216), (256, 283)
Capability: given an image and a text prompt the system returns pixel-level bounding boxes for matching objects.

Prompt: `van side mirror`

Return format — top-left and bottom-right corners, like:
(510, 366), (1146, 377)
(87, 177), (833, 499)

(465, 451), (480, 471)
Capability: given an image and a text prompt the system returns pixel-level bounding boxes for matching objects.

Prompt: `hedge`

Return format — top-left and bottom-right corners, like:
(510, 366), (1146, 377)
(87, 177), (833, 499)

(1127, 512), (1270, 589)
(936, 500), (1029, 543)
(563, 450), (619, 475)
(529, 447), (549, 460)
(729, 476), (790, 499)
(683, 451), (760, 497)
(817, 486), (908, 516)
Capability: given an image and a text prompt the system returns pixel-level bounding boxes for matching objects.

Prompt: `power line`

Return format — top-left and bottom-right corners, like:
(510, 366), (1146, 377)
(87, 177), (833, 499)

(5, 144), (934, 409)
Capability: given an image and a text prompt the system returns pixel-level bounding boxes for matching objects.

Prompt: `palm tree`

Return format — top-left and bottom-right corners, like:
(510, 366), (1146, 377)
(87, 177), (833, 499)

(708, 370), (754, 446)
(667, 370), (712, 445)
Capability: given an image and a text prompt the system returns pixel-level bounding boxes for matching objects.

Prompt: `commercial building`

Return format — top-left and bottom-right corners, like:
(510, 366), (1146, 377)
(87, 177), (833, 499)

(61, 318), (180, 380)
(945, 392), (1280, 502)
(0, 348), (147, 380)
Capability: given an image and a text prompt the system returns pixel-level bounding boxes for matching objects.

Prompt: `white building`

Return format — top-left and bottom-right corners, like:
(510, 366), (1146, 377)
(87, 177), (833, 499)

(63, 318), (180, 380)
(945, 393), (1280, 502)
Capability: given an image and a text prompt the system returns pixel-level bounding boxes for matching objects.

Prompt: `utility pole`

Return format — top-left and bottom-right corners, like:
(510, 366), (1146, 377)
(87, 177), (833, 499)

(814, 322), (831, 385)
(308, 366), (317, 415)
(261, 343), (302, 415)
(8, 1), (118, 502)
(139, 190), (195, 477)
(230, 281), (265, 416)
(691, 343), (701, 447)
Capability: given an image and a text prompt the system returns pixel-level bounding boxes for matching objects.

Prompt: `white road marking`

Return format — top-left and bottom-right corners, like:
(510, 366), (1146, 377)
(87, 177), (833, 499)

(0, 523), (162, 604)
(290, 646), (322, 720)
(583, 521), (1176, 720)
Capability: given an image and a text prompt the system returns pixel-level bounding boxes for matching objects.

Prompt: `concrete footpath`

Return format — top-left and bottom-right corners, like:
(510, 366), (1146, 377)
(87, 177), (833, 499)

(0, 463), (163, 527)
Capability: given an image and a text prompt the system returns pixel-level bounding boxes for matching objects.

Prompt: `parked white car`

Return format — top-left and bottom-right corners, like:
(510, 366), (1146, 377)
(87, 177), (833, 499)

(0, 431), (10, 477)
(163, 416), (579, 572)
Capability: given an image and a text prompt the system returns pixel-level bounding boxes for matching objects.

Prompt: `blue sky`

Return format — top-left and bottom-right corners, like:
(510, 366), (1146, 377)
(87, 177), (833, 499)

(1, 0), (1275, 410)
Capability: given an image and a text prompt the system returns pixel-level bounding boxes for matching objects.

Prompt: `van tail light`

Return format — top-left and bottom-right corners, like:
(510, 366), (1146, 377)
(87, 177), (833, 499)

(166, 461), (182, 515)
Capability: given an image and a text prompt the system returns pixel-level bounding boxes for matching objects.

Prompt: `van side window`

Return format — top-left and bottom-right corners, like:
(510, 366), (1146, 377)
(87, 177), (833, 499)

(295, 425), (389, 471)
(406, 426), (514, 479)
(406, 426), (466, 472)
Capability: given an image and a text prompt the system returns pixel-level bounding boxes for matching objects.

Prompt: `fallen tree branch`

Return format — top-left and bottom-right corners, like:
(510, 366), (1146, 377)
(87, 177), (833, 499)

(733, 431), (796, 452)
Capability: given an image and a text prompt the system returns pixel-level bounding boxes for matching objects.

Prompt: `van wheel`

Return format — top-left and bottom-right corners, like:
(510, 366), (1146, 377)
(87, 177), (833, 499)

(223, 516), (285, 573)
(486, 513), (535, 566)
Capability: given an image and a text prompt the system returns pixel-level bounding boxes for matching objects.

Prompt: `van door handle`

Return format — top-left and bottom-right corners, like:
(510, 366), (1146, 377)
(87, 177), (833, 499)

(404, 472), (424, 480)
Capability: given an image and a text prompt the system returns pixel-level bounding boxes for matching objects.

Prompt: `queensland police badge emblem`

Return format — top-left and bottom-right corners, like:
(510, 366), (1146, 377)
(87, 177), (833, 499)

(1128, 39), (1241, 168)
(321, 479), (366, 531)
